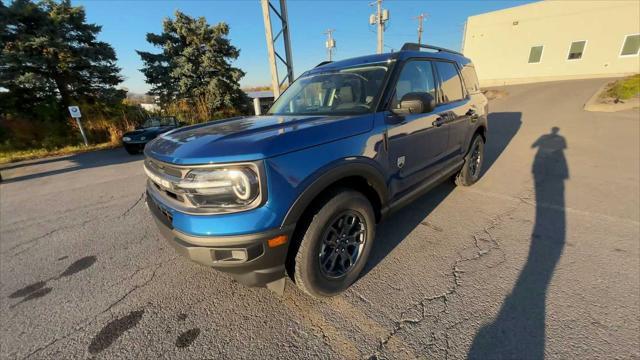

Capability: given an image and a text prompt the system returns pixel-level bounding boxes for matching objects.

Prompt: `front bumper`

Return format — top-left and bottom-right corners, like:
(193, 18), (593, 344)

(146, 191), (293, 288)
(123, 141), (148, 151)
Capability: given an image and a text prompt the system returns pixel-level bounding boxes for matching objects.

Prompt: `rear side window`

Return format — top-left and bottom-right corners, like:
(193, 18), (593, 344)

(392, 60), (436, 108)
(434, 61), (465, 103)
(460, 64), (480, 94)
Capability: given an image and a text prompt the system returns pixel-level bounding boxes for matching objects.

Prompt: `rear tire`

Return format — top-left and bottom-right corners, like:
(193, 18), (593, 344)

(455, 134), (485, 186)
(293, 190), (375, 298)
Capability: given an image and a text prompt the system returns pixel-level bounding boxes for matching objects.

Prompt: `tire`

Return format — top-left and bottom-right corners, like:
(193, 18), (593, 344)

(293, 190), (376, 298)
(124, 145), (139, 155)
(455, 134), (485, 186)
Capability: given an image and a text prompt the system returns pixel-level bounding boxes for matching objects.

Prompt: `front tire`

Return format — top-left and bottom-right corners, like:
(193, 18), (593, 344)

(455, 134), (485, 186)
(293, 190), (375, 298)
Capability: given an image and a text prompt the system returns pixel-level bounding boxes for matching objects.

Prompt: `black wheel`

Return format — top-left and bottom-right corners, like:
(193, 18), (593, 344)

(124, 145), (139, 155)
(293, 190), (375, 298)
(455, 134), (485, 186)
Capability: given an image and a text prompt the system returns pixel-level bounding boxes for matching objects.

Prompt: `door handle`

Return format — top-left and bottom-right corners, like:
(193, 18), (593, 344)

(466, 109), (479, 121)
(432, 117), (445, 127)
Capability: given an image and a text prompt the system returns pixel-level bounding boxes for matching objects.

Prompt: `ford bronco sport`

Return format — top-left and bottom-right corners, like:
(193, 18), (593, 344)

(144, 43), (488, 298)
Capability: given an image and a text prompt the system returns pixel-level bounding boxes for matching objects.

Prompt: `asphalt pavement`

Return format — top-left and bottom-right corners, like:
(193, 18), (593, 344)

(1, 78), (638, 359)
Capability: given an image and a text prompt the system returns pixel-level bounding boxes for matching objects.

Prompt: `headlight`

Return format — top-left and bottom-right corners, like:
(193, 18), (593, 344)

(178, 166), (261, 210)
(123, 136), (131, 142)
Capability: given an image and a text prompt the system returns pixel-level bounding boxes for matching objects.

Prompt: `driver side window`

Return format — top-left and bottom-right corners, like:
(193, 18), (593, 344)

(392, 60), (436, 109)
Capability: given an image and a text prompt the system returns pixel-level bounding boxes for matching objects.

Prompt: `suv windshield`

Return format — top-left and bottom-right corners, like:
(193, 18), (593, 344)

(268, 63), (389, 116)
(143, 117), (176, 128)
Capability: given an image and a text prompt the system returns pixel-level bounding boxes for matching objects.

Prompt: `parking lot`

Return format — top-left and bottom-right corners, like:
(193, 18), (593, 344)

(1, 78), (638, 359)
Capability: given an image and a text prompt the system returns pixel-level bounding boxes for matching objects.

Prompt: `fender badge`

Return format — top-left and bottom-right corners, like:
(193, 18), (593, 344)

(397, 156), (406, 168)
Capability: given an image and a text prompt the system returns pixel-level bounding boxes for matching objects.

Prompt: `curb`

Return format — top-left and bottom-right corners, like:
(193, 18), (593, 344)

(584, 80), (640, 113)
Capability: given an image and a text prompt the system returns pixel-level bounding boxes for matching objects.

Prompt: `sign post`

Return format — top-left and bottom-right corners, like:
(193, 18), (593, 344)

(68, 106), (88, 146)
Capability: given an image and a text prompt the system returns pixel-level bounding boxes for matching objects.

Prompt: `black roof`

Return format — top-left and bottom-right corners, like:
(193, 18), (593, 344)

(309, 42), (470, 74)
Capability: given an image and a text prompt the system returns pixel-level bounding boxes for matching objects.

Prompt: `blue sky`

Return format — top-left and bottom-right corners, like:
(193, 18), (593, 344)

(75, 0), (535, 93)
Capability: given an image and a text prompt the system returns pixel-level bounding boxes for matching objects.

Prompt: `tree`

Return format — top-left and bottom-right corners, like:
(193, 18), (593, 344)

(137, 11), (249, 120)
(0, 0), (124, 119)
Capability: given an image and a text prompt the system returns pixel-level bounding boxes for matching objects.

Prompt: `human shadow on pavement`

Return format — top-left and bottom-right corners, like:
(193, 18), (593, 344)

(0, 148), (141, 183)
(468, 127), (568, 359)
(363, 112), (522, 275)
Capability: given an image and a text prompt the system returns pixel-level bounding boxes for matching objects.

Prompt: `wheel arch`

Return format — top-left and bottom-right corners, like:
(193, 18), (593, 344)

(475, 124), (487, 142)
(463, 124), (487, 156)
(281, 161), (388, 229)
(281, 160), (388, 278)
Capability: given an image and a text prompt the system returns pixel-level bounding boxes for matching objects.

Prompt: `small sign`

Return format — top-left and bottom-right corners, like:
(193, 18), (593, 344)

(68, 106), (82, 118)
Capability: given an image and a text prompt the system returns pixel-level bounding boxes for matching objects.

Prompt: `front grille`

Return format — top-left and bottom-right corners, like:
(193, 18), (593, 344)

(144, 158), (191, 207)
(151, 181), (185, 203)
(145, 158), (185, 178)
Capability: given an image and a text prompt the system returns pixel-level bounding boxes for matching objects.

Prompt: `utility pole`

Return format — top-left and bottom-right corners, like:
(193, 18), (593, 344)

(324, 29), (336, 61)
(414, 13), (427, 45)
(260, 0), (294, 99)
(369, 0), (389, 54)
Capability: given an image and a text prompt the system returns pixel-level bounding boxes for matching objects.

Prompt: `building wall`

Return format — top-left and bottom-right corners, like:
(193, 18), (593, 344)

(462, 0), (640, 87)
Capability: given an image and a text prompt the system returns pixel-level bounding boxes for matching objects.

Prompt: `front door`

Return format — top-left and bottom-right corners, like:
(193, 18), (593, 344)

(386, 59), (449, 198)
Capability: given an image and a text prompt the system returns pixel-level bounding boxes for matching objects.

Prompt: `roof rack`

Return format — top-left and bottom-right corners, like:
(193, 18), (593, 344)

(400, 43), (463, 56)
(315, 60), (333, 68)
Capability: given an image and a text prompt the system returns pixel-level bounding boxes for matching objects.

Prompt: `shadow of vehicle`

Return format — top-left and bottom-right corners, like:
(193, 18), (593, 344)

(0, 148), (142, 184)
(0, 155), (82, 172)
(468, 127), (568, 360)
(363, 112), (522, 275)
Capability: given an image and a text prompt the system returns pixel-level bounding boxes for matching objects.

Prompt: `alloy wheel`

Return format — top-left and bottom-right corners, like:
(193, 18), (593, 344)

(469, 141), (482, 178)
(318, 211), (367, 278)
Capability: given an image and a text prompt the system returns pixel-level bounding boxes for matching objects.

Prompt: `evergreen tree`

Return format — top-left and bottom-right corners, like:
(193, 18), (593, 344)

(0, 0), (124, 119)
(137, 11), (249, 120)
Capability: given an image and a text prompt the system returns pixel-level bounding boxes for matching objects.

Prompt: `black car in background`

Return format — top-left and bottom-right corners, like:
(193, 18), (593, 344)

(122, 116), (180, 154)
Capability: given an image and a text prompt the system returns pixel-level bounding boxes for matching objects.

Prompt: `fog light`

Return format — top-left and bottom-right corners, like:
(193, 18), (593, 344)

(231, 250), (247, 260)
(212, 249), (248, 262)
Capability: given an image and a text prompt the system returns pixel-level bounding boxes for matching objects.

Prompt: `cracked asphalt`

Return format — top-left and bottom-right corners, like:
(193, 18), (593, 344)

(1, 78), (638, 359)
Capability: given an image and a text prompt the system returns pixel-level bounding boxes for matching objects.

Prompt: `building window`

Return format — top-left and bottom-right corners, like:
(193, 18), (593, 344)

(620, 34), (640, 56)
(528, 45), (544, 63)
(567, 40), (587, 60)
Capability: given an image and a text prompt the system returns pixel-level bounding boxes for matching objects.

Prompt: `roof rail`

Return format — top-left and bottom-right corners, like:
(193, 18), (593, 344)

(315, 60), (332, 68)
(400, 43), (463, 56)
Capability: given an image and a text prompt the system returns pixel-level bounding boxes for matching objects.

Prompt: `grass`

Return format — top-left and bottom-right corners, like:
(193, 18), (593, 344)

(602, 74), (640, 100)
(0, 142), (117, 165)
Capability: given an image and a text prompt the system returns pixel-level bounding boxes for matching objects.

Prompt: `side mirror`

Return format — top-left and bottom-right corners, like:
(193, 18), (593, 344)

(392, 92), (436, 115)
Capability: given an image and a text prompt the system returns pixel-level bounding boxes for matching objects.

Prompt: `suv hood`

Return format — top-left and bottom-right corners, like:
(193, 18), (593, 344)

(145, 114), (373, 164)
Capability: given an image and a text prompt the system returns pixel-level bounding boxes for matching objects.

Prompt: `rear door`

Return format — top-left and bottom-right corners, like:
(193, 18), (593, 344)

(386, 59), (449, 197)
(433, 61), (473, 161)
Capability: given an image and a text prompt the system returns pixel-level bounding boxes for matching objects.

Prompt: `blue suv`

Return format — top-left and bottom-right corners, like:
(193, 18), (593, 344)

(144, 43), (488, 297)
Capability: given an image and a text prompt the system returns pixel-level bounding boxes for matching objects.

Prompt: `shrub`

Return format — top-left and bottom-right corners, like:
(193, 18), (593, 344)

(603, 74), (640, 100)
